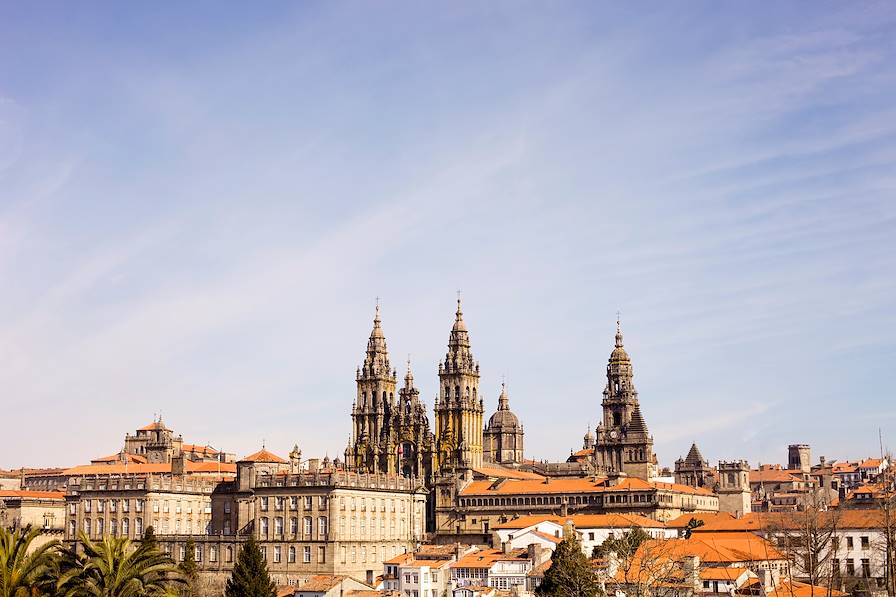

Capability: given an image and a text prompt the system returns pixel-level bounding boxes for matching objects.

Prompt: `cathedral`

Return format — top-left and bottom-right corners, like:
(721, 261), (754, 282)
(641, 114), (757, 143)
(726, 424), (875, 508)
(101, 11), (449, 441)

(344, 305), (434, 478)
(592, 319), (658, 480)
(345, 299), (526, 480)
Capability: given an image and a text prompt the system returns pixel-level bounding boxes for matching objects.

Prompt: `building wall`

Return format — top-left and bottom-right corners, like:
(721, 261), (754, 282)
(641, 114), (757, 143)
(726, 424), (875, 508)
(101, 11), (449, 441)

(64, 474), (218, 542)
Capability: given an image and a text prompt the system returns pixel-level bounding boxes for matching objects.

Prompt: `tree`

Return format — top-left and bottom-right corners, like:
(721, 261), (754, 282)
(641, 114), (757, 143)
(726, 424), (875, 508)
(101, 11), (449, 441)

(179, 539), (198, 597)
(141, 526), (158, 551)
(684, 518), (705, 539)
(224, 537), (275, 597)
(875, 452), (896, 597)
(0, 525), (60, 597)
(593, 526), (651, 559)
(56, 531), (184, 597)
(536, 527), (599, 597)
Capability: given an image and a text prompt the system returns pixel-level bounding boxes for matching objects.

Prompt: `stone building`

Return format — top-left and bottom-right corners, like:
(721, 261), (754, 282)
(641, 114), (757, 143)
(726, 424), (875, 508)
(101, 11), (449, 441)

(716, 460), (751, 517)
(674, 443), (716, 489)
(434, 299), (485, 471)
(592, 320), (657, 480)
(119, 418), (234, 465)
(345, 305), (434, 479)
(482, 383), (524, 467)
(63, 459), (235, 543)
(436, 474), (719, 544)
(163, 447), (428, 587)
(0, 489), (66, 552)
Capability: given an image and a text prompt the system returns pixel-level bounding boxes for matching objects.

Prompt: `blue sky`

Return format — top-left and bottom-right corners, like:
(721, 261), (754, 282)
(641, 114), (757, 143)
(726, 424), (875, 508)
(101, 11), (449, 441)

(1, 2), (895, 469)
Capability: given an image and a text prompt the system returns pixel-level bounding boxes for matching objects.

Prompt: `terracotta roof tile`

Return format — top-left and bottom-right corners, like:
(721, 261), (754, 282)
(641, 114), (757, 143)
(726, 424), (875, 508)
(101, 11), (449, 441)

(240, 449), (288, 464)
(0, 490), (65, 500)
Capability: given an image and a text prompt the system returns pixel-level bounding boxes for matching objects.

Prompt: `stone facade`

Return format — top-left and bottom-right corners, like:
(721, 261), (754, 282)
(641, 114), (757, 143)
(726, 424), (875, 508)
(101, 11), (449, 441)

(717, 460), (751, 517)
(434, 300), (485, 471)
(63, 464), (230, 543)
(674, 443), (716, 489)
(483, 384), (524, 466)
(593, 321), (657, 480)
(164, 448), (428, 586)
(346, 306), (433, 479)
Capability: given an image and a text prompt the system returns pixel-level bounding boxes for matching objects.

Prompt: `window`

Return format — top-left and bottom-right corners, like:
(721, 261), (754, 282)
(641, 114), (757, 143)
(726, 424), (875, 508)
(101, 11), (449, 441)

(122, 500), (129, 513)
(96, 518), (104, 537)
(862, 559), (871, 577)
(304, 496), (313, 509)
(361, 546), (367, 562)
(110, 500), (117, 513)
(195, 545), (202, 562)
(832, 537), (840, 551)
(260, 547), (267, 561)
(273, 546), (281, 563)
(210, 546), (218, 563)
(260, 517), (269, 538)
(110, 519), (117, 536)
(84, 501), (91, 513)
(290, 496), (298, 509)
(275, 517), (284, 535)
(275, 497), (284, 511)
(320, 496), (328, 510)
(136, 500), (144, 513)
(260, 497), (269, 511)
(68, 520), (76, 537)
(288, 546), (296, 563)
(341, 546), (346, 564)
(303, 516), (312, 536)
(135, 518), (143, 535)
(351, 545), (357, 562)
(847, 559), (855, 576)
(98, 500), (105, 513)
(224, 501), (231, 514)
(861, 536), (870, 550)
(319, 516), (328, 537)
(847, 537), (854, 549)
(163, 501), (169, 513)
(226, 546), (234, 563)
(303, 546), (311, 563)
(179, 545), (186, 561)
(589, 532), (595, 540)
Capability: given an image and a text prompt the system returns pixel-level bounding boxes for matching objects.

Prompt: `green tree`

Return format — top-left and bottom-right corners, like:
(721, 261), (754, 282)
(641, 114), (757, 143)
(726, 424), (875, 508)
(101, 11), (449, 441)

(0, 525), (60, 597)
(224, 537), (275, 597)
(536, 528), (599, 597)
(56, 531), (183, 597)
(141, 526), (158, 551)
(179, 539), (198, 597)
(683, 518), (705, 539)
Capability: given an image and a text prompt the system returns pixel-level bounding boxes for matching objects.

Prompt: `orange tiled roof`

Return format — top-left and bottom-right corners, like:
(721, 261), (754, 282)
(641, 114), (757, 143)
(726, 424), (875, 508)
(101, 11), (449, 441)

(859, 458), (885, 469)
(240, 449), (288, 464)
(494, 513), (665, 530)
(0, 490), (65, 500)
(665, 512), (735, 529)
(92, 452), (148, 464)
(181, 444), (220, 455)
(768, 580), (848, 597)
(750, 469), (805, 483)
(473, 465), (544, 480)
(528, 559), (552, 577)
(62, 461), (236, 476)
(452, 548), (529, 569)
(699, 567), (748, 581)
(529, 530), (563, 544)
(298, 575), (355, 591)
(694, 510), (887, 532)
(832, 462), (858, 473)
(138, 421), (170, 431)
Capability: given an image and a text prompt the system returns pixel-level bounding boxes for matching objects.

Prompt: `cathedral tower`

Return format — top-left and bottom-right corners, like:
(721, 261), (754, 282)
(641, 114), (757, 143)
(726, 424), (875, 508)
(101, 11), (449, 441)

(594, 319), (656, 480)
(434, 298), (484, 470)
(348, 304), (398, 473)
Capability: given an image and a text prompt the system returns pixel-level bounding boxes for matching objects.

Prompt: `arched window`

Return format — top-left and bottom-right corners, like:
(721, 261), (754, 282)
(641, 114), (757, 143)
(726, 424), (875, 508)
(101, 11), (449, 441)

(226, 546), (234, 563)
(455, 386), (460, 399)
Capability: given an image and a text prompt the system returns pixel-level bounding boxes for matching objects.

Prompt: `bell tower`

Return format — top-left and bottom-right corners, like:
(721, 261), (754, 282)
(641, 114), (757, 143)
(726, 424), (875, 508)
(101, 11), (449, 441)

(349, 303), (397, 473)
(434, 298), (484, 471)
(594, 318), (656, 480)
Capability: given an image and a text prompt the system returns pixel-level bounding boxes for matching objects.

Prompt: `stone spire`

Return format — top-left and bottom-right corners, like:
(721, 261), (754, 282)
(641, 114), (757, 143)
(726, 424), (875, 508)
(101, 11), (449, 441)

(497, 382), (509, 411)
(685, 442), (706, 465)
(445, 297), (476, 372)
(362, 302), (392, 377)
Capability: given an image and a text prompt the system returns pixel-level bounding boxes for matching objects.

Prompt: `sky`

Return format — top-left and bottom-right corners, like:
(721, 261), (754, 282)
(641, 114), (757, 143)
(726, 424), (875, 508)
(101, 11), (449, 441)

(1, 2), (895, 470)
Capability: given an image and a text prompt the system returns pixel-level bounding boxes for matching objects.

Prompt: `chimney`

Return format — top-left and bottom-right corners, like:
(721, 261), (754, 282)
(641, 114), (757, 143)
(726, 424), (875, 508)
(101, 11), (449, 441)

(682, 555), (701, 591)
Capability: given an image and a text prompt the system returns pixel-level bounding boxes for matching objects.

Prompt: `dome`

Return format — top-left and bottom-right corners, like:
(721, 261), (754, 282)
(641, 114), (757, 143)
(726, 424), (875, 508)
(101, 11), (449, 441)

(488, 408), (520, 428)
(584, 427), (595, 442)
(487, 383), (520, 429)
